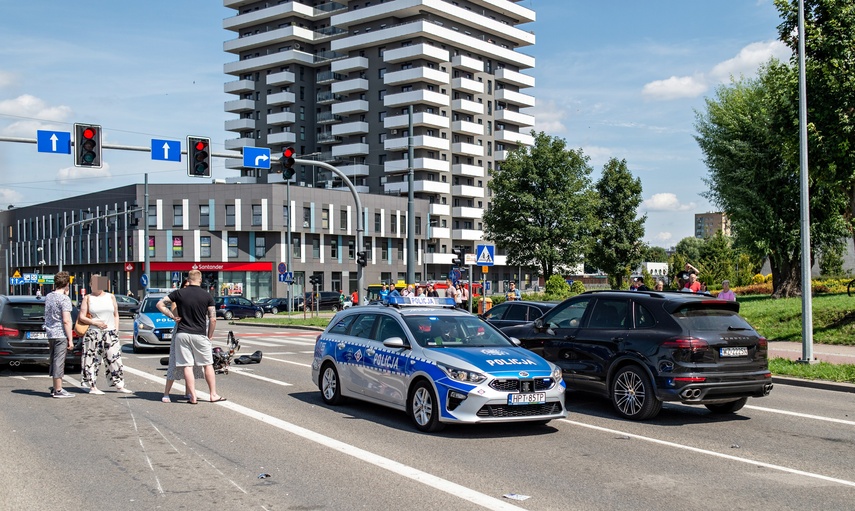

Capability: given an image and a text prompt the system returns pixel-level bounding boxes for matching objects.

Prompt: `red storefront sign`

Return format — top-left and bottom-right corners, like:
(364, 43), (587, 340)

(149, 262), (272, 272)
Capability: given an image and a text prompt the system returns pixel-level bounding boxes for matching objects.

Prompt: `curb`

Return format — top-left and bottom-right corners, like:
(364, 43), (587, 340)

(772, 375), (855, 394)
(229, 320), (324, 332)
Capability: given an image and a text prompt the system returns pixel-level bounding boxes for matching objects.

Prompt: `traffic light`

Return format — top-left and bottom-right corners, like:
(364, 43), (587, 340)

(187, 136), (211, 178)
(281, 147), (296, 179)
(357, 251), (368, 267)
(74, 124), (102, 168)
(452, 248), (466, 268)
(308, 275), (316, 286)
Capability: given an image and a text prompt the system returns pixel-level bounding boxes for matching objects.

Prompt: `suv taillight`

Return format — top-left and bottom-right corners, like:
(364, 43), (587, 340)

(757, 337), (768, 349)
(662, 337), (709, 351)
(0, 325), (20, 337)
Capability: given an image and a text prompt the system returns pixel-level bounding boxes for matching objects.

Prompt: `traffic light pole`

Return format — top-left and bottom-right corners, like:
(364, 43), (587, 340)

(294, 158), (364, 303)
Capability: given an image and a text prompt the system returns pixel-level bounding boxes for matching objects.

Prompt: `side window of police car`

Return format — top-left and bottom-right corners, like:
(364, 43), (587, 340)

(328, 315), (356, 335)
(374, 316), (408, 344)
(348, 314), (378, 339)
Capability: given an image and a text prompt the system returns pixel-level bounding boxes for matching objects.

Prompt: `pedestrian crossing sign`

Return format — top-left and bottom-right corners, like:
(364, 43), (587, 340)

(475, 245), (494, 266)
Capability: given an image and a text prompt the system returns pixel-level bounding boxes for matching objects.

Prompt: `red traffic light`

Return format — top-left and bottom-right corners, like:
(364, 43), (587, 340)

(283, 147), (295, 158)
(82, 127), (96, 139)
(74, 123), (102, 168)
(195, 140), (208, 151)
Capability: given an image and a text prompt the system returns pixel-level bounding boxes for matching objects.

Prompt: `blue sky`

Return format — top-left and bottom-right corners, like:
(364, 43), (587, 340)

(0, 1), (790, 246)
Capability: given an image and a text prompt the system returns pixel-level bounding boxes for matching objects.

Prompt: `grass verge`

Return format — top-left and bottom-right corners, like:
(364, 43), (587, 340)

(770, 357), (855, 383)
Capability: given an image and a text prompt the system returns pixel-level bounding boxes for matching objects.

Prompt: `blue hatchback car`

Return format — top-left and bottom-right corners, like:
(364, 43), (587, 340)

(132, 292), (175, 353)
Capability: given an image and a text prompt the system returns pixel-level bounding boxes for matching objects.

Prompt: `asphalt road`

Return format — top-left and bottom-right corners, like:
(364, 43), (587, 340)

(1, 319), (853, 510)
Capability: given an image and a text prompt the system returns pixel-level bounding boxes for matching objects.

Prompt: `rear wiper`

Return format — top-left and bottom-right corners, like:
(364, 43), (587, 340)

(727, 326), (749, 331)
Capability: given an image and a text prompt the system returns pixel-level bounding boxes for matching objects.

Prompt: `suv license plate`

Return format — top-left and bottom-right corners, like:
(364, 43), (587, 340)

(720, 346), (748, 357)
(26, 331), (48, 340)
(508, 392), (546, 406)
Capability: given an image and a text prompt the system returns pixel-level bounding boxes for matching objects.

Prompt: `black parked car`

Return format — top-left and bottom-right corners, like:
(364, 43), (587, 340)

(0, 295), (82, 369)
(114, 294), (140, 317)
(480, 300), (557, 329)
(301, 291), (343, 312)
(257, 297), (301, 314)
(215, 296), (264, 320)
(501, 290), (772, 421)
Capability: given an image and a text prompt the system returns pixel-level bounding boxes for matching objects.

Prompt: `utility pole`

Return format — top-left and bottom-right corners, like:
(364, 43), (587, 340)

(407, 106), (415, 286)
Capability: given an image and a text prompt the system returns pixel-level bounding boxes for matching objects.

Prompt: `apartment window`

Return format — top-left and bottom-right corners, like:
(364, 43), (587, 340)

(147, 205), (156, 227)
(148, 236), (155, 258)
(173, 205), (183, 226)
(331, 238), (338, 258)
(398, 241), (404, 260)
(375, 213), (381, 232)
(252, 205), (262, 226)
(390, 214), (396, 235)
(379, 90), (386, 100)
(292, 236), (301, 258)
(225, 205), (235, 226)
(303, 207), (311, 228)
(255, 235), (266, 258)
(340, 210), (347, 231)
(201, 236), (211, 258)
(322, 208), (329, 229)
(348, 240), (355, 259)
(378, 68), (386, 78)
(172, 236), (184, 258)
(199, 205), (209, 226)
(379, 111), (386, 121)
(283, 204), (290, 225)
(312, 237), (320, 258)
(228, 236), (239, 258)
(415, 216), (422, 235)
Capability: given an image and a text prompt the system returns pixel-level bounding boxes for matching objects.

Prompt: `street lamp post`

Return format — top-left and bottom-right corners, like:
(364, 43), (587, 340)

(36, 246), (44, 295)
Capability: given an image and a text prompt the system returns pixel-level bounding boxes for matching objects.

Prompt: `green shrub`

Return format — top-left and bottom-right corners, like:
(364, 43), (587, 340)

(569, 280), (586, 295)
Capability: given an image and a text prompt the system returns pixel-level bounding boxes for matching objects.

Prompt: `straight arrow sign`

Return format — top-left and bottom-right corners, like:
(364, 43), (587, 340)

(151, 139), (181, 162)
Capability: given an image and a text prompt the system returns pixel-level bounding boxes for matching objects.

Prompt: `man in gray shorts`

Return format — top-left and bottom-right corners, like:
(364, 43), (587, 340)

(156, 270), (224, 404)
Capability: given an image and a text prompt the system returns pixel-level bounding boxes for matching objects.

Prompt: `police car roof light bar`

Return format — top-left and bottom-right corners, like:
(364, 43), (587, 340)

(386, 296), (456, 308)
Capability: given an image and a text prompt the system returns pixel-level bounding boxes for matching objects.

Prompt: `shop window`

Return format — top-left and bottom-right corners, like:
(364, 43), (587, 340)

(173, 236), (183, 258)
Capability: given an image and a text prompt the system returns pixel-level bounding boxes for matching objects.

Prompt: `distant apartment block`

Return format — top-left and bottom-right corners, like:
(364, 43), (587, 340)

(694, 212), (730, 239)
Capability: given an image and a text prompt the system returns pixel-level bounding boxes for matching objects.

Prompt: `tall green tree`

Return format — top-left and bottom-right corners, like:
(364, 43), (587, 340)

(483, 131), (598, 280)
(674, 237), (704, 265)
(644, 245), (668, 262)
(587, 158), (646, 289)
(695, 61), (847, 297)
(698, 231), (736, 287)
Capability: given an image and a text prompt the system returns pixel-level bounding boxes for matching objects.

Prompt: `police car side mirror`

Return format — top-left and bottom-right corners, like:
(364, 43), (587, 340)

(382, 337), (408, 349)
(509, 337), (522, 347)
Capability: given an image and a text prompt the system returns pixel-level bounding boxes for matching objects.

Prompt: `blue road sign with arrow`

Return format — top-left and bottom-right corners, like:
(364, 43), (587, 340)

(243, 147), (271, 169)
(37, 130), (71, 154)
(151, 139), (181, 162)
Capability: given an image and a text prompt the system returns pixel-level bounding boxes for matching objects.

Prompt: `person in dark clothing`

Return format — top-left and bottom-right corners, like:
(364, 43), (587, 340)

(156, 270), (224, 404)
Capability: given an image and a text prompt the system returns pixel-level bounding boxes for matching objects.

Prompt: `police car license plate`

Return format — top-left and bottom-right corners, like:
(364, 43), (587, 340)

(162, 333), (172, 340)
(26, 331), (47, 340)
(720, 346), (748, 357)
(508, 392), (546, 405)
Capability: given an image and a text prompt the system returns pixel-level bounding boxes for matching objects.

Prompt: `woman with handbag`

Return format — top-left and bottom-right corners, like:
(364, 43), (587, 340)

(79, 275), (132, 395)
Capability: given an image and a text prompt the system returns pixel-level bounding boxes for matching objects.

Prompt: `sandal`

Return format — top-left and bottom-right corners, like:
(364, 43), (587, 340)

(161, 396), (171, 403)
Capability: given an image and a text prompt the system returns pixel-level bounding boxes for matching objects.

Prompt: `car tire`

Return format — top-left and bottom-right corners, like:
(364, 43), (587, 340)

(320, 363), (345, 405)
(224, 311), (234, 320)
(705, 397), (748, 414)
(271, 307), (279, 315)
(408, 380), (445, 432)
(611, 365), (662, 420)
(331, 305), (339, 313)
(132, 338), (141, 354)
(254, 310), (263, 319)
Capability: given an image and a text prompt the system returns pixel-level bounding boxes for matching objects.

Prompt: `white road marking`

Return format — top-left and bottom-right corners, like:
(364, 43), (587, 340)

(121, 365), (526, 511)
(264, 356), (313, 368)
(560, 419), (855, 488)
(745, 405), (855, 426)
(228, 367), (293, 386)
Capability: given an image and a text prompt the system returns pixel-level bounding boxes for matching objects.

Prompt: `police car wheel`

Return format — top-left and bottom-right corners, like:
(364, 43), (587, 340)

(320, 363), (344, 405)
(408, 381), (444, 432)
(132, 337), (141, 353)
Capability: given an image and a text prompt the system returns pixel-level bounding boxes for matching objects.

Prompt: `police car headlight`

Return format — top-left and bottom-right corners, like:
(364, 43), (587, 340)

(551, 364), (562, 380)
(439, 363), (487, 384)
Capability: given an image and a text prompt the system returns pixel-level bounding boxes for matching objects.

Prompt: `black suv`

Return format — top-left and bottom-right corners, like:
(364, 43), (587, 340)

(0, 295), (82, 369)
(501, 290), (772, 420)
(302, 291), (343, 312)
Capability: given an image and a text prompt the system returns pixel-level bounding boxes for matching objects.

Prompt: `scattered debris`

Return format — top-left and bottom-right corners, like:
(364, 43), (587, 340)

(503, 493), (531, 501)
(730, 444), (740, 449)
(257, 473), (271, 479)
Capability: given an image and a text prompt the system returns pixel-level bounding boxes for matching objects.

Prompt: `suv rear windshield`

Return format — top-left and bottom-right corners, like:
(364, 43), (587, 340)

(671, 308), (754, 332)
(2, 303), (45, 322)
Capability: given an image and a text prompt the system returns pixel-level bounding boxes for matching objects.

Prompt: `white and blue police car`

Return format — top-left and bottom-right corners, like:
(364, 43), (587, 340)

(311, 296), (567, 432)
(132, 290), (175, 353)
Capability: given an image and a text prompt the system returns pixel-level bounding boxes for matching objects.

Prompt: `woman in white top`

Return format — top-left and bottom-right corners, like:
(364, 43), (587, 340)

(79, 275), (131, 395)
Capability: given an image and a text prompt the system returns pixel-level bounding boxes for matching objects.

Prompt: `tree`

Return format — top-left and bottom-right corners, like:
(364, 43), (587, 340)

(644, 246), (668, 262)
(674, 237), (704, 265)
(694, 61), (847, 297)
(698, 231), (735, 287)
(483, 131), (598, 280)
(587, 158), (646, 289)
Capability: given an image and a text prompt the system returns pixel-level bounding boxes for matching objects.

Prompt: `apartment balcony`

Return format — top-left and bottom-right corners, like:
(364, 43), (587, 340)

(424, 252), (455, 264)
(452, 184), (485, 198)
(384, 112), (449, 130)
(495, 109), (535, 128)
(224, 25), (317, 53)
(332, 78), (369, 94)
(317, 112), (343, 124)
(224, 79), (255, 95)
(332, 99), (370, 115)
(224, 158), (244, 170)
(332, 143), (370, 158)
(451, 142), (484, 157)
(268, 132), (297, 145)
(495, 129), (535, 147)
(332, 121), (369, 136)
(495, 68), (536, 88)
(267, 111), (296, 125)
(267, 70), (296, 86)
(452, 206), (483, 219)
(267, 91), (296, 106)
(384, 135), (449, 152)
(316, 132), (343, 144)
(224, 137), (255, 151)
(223, 2), (320, 32)
(317, 70), (345, 84)
(384, 158), (450, 174)
(383, 67), (448, 86)
(224, 50), (315, 75)
(225, 118), (256, 132)
(494, 149), (509, 161)
(383, 42), (449, 64)
(429, 203), (451, 216)
(452, 163), (484, 178)
(451, 120), (483, 136)
(384, 179), (450, 195)
(452, 77), (484, 95)
(331, 56), (369, 73)
(224, 99), (255, 113)
(383, 90), (450, 109)
(316, 91), (343, 104)
(451, 54), (484, 73)
(451, 98), (483, 115)
(495, 88), (536, 108)
(451, 228), (484, 241)
(339, 164), (370, 178)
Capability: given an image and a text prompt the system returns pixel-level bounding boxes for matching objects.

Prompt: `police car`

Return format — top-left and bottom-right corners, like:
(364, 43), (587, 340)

(311, 296), (567, 432)
(132, 290), (175, 353)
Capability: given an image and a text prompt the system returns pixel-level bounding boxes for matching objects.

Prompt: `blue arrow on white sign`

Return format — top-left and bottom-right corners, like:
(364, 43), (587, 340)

(36, 130), (71, 154)
(243, 147), (271, 169)
(151, 139), (181, 162)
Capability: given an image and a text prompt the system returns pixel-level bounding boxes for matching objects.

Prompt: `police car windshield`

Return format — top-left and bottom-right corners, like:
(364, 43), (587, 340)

(141, 297), (164, 314)
(403, 315), (513, 348)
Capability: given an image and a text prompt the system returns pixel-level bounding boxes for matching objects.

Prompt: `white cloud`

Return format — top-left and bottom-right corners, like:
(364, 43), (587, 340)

(0, 71), (17, 89)
(643, 192), (696, 212)
(0, 188), (23, 209)
(642, 39), (792, 101)
(642, 75), (708, 100)
(57, 163), (112, 184)
(531, 99), (566, 133)
(0, 94), (72, 136)
(654, 231), (673, 243)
